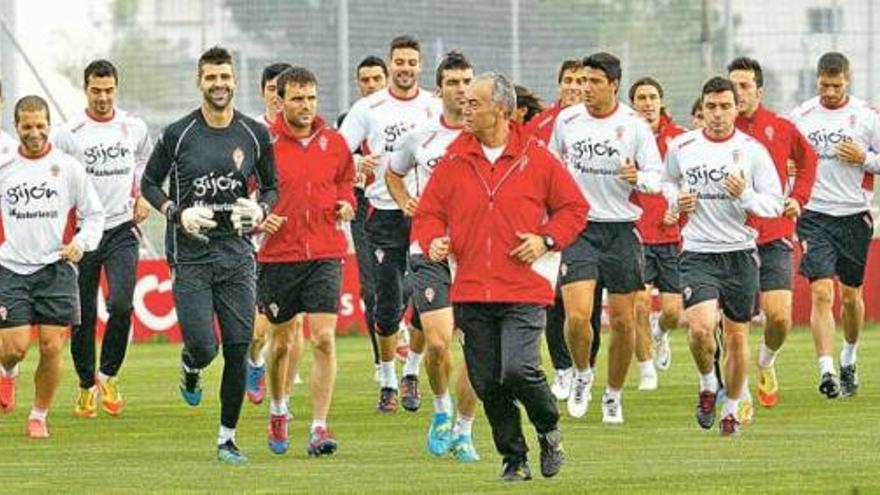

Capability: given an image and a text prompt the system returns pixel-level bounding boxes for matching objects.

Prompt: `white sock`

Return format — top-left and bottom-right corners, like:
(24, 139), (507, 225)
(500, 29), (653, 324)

(818, 355), (835, 376)
(454, 415), (474, 437)
(758, 343), (778, 368)
(218, 425), (236, 445)
(638, 360), (656, 376)
(699, 372), (719, 393)
(605, 387), (621, 402)
(182, 362), (200, 374)
(257, 342), (268, 367)
(270, 399), (288, 416)
(840, 342), (858, 367)
(97, 371), (112, 383)
(29, 407), (48, 421)
(0, 363), (19, 378)
(433, 393), (452, 414)
(380, 361), (397, 389)
(575, 368), (594, 383)
(722, 396), (739, 418)
(248, 356), (265, 369)
(311, 418), (327, 432)
(403, 351), (423, 377)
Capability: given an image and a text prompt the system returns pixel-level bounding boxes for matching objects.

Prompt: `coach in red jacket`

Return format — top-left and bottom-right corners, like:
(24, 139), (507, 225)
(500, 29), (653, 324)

(413, 72), (588, 482)
(257, 67), (355, 456)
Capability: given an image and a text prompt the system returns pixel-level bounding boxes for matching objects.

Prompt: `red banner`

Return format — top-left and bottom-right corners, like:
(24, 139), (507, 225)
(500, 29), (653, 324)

(98, 241), (880, 342)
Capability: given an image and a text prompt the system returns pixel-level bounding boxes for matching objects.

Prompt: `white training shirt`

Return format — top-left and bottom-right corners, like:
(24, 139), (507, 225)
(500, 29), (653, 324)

(387, 114), (463, 254)
(549, 102), (663, 222)
(789, 96), (880, 216)
(53, 109), (152, 230)
(339, 87), (441, 210)
(663, 129), (784, 253)
(0, 146), (104, 274)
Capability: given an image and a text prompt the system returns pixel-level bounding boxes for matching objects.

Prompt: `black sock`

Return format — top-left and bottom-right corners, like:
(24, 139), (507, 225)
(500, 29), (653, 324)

(220, 343), (249, 429)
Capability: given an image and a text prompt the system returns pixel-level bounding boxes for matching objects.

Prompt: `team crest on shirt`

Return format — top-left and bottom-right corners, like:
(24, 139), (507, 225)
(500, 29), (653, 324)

(375, 248), (385, 264)
(318, 135), (328, 152)
(732, 149), (742, 164)
(615, 125), (625, 140)
(0, 306), (6, 321)
(50, 164), (60, 177)
(682, 286), (692, 302)
(424, 287), (435, 303)
(232, 147), (245, 169)
(268, 303), (279, 318)
(764, 125), (775, 142)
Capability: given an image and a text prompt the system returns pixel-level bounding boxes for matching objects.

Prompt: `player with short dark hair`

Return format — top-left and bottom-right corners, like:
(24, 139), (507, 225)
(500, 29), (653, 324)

(140, 46), (278, 464)
(53, 59), (153, 419)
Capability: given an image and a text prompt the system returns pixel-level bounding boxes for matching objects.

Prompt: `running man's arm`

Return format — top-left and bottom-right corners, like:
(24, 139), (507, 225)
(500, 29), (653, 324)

(132, 120), (154, 197)
(386, 131), (417, 213)
(786, 120), (818, 207)
(740, 145), (784, 218)
(140, 128), (175, 214)
(412, 159), (451, 255)
(861, 108), (880, 174)
(69, 160), (105, 251)
(339, 100), (369, 153)
(253, 126), (278, 215)
(633, 119), (664, 193)
(541, 152), (589, 250)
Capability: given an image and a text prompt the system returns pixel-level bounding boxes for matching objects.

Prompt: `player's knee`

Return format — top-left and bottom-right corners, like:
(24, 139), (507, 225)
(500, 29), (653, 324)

(659, 309), (680, 331)
(688, 324), (714, 346)
(106, 296), (134, 317)
(565, 309), (592, 330)
(811, 282), (834, 308)
(840, 287), (863, 310)
(425, 332), (449, 358)
(764, 307), (791, 332)
(373, 321), (399, 337)
(188, 344), (219, 368)
(0, 342), (27, 363)
(311, 329), (335, 355)
(38, 336), (65, 358)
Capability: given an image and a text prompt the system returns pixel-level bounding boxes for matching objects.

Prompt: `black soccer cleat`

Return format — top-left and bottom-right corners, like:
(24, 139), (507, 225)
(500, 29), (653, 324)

(500, 458), (532, 482)
(399, 374), (421, 412)
(839, 364), (859, 398)
(818, 372), (840, 399)
(695, 390), (717, 429)
(538, 429), (565, 478)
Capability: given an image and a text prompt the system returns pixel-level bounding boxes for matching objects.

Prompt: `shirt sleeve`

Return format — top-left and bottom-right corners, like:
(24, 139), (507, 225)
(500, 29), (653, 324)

(411, 158), (451, 254)
(132, 120), (154, 197)
(387, 130), (418, 176)
(661, 143), (683, 211)
(739, 143), (784, 218)
(862, 106), (880, 174)
(634, 119), (664, 194)
(69, 159), (105, 251)
(785, 119), (818, 206)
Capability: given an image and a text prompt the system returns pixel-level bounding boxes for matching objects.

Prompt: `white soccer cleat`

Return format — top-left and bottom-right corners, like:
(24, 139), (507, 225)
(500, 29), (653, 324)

(551, 368), (574, 401)
(638, 367), (658, 391)
(651, 316), (672, 372)
(601, 393), (624, 424)
(566, 374), (593, 418)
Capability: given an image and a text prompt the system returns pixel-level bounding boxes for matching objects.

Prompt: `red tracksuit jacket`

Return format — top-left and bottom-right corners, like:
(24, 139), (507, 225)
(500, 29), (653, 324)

(259, 116), (356, 263)
(412, 123), (589, 305)
(525, 101), (562, 144)
(635, 114), (686, 244)
(736, 105), (818, 245)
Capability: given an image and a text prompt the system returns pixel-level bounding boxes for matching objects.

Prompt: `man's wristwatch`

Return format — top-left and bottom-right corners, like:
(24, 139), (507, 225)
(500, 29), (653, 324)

(543, 235), (556, 251)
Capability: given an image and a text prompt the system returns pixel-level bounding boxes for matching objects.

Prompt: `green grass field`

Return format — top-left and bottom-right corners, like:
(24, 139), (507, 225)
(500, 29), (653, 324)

(2, 326), (878, 494)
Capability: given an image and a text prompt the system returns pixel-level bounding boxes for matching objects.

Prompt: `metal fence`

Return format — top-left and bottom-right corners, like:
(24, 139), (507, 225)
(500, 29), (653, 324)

(0, 0), (878, 254)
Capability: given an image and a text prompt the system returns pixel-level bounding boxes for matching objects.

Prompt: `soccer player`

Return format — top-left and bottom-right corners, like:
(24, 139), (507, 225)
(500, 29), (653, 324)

(413, 71), (587, 481)
(628, 77), (687, 391)
(51, 59), (152, 418)
(337, 55), (388, 380)
(524, 59), (603, 402)
(550, 52), (663, 423)
(514, 84), (544, 124)
(790, 52), (880, 398)
(727, 56), (817, 407)
(385, 51), (480, 462)
(260, 67), (354, 457)
(140, 46), (278, 464)
(339, 35), (440, 413)
(0, 95), (104, 437)
(665, 77), (783, 436)
(245, 62), (301, 406)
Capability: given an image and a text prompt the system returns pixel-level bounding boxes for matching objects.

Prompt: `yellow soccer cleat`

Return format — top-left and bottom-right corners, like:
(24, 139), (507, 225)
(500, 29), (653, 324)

(97, 376), (125, 416)
(74, 386), (98, 418)
(738, 390), (755, 426)
(757, 364), (779, 408)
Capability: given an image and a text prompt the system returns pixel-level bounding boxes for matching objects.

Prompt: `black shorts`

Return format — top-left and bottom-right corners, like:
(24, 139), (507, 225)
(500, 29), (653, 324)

(561, 221), (644, 294)
(258, 259), (342, 324)
(365, 209), (411, 249)
(797, 209), (873, 287)
(643, 243), (680, 293)
(408, 254), (451, 317)
(0, 261), (80, 328)
(757, 238), (795, 291)
(679, 250), (759, 323)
